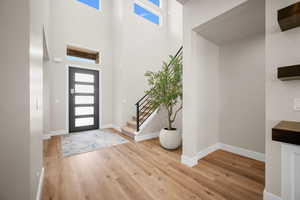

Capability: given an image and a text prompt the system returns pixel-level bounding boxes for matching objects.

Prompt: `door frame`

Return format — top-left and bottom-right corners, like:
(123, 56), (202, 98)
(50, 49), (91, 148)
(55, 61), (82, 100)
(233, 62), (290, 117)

(65, 64), (102, 133)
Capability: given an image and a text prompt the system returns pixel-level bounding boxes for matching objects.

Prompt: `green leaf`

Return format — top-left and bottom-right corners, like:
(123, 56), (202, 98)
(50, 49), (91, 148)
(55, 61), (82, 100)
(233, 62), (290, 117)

(144, 53), (183, 128)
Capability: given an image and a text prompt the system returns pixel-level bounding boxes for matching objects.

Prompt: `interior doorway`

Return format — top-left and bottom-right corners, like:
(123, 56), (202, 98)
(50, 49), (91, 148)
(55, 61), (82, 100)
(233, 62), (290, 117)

(182, 0), (266, 161)
(69, 67), (99, 132)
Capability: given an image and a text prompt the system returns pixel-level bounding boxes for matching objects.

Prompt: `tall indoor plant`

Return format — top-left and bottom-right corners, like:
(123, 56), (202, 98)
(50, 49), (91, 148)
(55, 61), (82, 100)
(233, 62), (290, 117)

(145, 54), (183, 149)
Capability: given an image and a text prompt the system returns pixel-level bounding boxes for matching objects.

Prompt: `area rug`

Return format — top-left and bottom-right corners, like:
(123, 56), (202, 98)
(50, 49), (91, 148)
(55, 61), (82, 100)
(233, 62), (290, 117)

(61, 130), (128, 157)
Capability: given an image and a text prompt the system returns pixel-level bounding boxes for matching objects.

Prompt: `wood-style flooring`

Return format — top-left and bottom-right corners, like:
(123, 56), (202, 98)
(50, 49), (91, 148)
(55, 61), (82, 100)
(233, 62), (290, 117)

(42, 129), (265, 200)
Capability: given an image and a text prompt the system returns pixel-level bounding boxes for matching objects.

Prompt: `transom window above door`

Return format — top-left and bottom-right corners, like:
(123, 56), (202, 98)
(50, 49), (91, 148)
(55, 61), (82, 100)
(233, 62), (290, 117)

(67, 45), (100, 65)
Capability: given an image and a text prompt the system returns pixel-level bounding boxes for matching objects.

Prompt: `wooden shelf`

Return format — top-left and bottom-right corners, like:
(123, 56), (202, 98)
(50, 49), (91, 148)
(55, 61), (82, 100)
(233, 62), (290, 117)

(272, 121), (300, 146)
(278, 64), (300, 81)
(278, 2), (300, 32)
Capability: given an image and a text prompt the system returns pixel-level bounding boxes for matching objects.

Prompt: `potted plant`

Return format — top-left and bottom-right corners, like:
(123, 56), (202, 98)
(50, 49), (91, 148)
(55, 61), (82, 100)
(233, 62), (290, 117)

(145, 54), (183, 149)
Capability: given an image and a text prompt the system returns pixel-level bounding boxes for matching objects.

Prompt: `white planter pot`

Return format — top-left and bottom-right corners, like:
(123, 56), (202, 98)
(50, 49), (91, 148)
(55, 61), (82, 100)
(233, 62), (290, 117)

(159, 128), (181, 150)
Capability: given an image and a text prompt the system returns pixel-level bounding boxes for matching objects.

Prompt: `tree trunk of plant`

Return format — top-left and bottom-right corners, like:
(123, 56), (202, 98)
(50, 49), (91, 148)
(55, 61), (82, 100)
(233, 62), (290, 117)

(167, 106), (173, 130)
(168, 115), (172, 130)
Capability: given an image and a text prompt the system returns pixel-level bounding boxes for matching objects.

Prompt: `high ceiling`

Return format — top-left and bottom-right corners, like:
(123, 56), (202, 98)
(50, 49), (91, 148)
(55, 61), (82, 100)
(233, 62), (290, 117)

(176, 0), (189, 4)
(194, 0), (265, 46)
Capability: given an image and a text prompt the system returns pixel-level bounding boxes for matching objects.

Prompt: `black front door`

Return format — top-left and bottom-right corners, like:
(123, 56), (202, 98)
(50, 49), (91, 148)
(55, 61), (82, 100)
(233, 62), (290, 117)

(69, 67), (99, 132)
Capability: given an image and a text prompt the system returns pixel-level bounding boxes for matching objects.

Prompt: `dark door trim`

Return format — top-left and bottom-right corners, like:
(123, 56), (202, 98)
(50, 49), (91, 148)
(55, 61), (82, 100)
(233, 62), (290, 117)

(69, 66), (99, 132)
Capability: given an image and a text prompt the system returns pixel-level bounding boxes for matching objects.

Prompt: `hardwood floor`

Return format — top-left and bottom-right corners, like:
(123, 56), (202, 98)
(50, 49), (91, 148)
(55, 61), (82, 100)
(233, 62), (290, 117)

(42, 130), (265, 200)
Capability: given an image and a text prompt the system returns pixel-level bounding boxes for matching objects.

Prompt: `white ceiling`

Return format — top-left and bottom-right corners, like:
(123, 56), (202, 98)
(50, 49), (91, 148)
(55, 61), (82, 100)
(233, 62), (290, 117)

(176, 0), (189, 5)
(194, 0), (265, 46)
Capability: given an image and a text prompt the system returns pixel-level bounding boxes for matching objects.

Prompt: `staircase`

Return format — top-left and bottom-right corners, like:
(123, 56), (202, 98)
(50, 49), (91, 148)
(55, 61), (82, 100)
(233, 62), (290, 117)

(121, 104), (158, 138)
(120, 46), (183, 140)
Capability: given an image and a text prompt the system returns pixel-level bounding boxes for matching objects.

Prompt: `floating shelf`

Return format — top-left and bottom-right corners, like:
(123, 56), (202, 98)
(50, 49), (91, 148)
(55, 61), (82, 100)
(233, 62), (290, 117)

(278, 64), (300, 81)
(278, 2), (300, 32)
(272, 121), (300, 146)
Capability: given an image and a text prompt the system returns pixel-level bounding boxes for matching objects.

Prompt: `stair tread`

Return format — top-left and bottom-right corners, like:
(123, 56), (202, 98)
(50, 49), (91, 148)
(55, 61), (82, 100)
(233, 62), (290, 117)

(121, 126), (138, 135)
(127, 120), (137, 125)
(127, 120), (137, 129)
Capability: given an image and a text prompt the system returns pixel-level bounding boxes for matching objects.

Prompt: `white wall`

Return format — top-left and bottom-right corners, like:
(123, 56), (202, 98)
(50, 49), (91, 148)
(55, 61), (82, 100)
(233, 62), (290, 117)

(46, 0), (182, 133)
(112, 0), (125, 127)
(30, 0), (49, 198)
(0, 1), (30, 199)
(194, 33), (220, 152)
(219, 34), (265, 154)
(265, 0), (300, 197)
(167, 0), (183, 130)
(43, 8), (51, 135)
(167, 0), (183, 53)
(43, 61), (51, 134)
(47, 0), (114, 132)
(112, 0), (183, 127)
(183, 0), (300, 198)
(0, 0), (46, 199)
(182, 0), (246, 157)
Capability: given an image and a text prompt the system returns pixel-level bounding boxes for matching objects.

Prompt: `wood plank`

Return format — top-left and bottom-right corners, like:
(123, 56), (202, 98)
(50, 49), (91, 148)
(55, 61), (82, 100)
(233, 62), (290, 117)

(114, 144), (201, 200)
(42, 132), (265, 200)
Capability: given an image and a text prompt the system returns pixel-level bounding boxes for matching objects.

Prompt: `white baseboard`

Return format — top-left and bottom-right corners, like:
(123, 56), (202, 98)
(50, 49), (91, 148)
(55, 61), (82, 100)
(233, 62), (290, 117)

(197, 143), (221, 160)
(181, 155), (199, 167)
(43, 130), (68, 140)
(101, 124), (113, 129)
(36, 167), (44, 200)
(112, 124), (122, 132)
(134, 132), (159, 142)
(263, 189), (281, 200)
(181, 143), (220, 167)
(42, 134), (51, 140)
(220, 143), (265, 162)
(49, 130), (68, 136)
(102, 124), (122, 132)
(181, 143), (265, 167)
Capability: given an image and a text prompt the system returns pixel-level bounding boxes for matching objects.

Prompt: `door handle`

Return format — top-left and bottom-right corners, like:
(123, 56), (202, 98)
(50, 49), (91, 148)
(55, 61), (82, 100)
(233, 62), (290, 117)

(70, 88), (75, 94)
